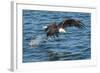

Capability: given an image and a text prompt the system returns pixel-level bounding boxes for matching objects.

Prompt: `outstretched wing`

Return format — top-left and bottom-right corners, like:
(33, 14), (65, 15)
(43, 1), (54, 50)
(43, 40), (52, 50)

(58, 19), (85, 29)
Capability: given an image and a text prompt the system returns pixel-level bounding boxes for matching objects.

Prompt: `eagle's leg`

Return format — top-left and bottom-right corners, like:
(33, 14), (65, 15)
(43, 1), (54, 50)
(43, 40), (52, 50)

(55, 32), (59, 38)
(52, 33), (59, 39)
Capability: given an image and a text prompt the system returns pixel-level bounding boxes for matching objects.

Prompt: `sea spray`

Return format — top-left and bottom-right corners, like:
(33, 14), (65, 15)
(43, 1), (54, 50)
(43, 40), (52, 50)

(29, 34), (47, 48)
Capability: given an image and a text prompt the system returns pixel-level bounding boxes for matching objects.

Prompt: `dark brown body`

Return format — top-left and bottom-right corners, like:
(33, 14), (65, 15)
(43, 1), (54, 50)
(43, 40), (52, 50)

(45, 23), (59, 38)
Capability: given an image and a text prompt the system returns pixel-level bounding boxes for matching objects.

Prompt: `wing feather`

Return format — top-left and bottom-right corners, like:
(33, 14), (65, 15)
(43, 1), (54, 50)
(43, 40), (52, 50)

(58, 19), (84, 29)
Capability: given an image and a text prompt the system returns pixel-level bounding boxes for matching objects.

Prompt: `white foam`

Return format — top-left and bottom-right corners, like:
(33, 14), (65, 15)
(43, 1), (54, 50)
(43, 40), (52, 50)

(29, 35), (43, 48)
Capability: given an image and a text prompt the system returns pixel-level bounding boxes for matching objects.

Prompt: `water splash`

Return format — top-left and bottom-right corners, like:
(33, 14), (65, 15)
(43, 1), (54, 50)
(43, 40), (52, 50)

(29, 35), (46, 48)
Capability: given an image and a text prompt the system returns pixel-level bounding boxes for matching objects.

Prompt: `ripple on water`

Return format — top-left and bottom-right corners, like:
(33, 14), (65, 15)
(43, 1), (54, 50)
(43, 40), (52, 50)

(23, 10), (91, 62)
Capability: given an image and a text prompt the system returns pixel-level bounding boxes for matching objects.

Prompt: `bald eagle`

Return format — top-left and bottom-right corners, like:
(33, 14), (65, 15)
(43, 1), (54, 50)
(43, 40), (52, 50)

(43, 19), (84, 38)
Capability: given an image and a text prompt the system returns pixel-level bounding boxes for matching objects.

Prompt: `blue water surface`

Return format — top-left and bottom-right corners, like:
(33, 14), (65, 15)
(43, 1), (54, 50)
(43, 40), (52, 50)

(23, 10), (91, 63)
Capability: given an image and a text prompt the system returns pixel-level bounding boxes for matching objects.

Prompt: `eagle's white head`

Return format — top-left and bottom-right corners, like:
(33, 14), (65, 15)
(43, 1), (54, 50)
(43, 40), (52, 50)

(42, 25), (48, 29)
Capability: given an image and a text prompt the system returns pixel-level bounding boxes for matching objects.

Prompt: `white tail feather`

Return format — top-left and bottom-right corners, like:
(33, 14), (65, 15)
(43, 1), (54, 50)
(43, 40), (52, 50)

(59, 28), (66, 33)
